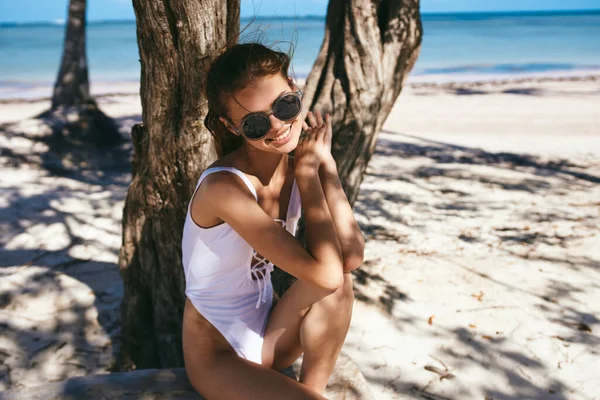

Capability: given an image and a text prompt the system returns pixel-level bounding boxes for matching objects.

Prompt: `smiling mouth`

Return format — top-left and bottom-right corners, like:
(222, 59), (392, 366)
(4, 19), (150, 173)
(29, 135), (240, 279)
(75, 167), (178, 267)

(266, 124), (292, 143)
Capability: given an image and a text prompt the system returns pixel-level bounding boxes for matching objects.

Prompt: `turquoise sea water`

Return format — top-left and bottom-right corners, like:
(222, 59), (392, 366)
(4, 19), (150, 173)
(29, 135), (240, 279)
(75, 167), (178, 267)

(1, 11), (599, 98)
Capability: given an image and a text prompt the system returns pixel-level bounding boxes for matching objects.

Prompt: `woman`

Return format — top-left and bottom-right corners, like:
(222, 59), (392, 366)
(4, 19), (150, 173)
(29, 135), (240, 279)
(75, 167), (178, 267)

(181, 43), (364, 399)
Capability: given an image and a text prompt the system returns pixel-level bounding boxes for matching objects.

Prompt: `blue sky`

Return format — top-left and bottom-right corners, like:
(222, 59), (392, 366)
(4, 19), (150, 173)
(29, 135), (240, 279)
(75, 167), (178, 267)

(1, 0), (599, 23)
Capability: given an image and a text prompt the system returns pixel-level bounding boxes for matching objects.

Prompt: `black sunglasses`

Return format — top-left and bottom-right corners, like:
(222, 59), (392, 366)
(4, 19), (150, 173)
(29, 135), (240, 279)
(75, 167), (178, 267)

(226, 87), (303, 140)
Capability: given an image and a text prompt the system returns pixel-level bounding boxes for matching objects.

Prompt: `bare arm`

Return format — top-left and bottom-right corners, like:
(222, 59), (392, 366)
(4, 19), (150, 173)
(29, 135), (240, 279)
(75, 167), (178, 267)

(194, 174), (343, 292)
(191, 119), (344, 291)
(294, 113), (345, 279)
(305, 111), (365, 272)
(319, 158), (364, 272)
(296, 167), (345, 281)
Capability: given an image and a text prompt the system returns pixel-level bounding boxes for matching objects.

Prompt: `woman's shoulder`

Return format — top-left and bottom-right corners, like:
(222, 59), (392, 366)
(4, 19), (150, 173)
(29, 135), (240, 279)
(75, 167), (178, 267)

(190, 169), (256, 226)
(195, 162), (256, 207)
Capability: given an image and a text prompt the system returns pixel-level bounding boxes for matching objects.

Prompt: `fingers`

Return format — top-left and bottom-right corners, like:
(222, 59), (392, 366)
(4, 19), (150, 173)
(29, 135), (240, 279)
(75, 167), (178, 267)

(306, 110), (329, 127)
(315, 110), (324, 127)
(306, 111), (317, 129)
(315, 119), (328, 143)
(303, 110), (331, 143)
(308, 122), (319, 142)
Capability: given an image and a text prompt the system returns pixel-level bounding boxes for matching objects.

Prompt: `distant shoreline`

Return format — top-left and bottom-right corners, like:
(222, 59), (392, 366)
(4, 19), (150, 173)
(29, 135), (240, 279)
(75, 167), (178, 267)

(1, 74), (598, 105)
(2, 8), (600, 27)
(3, 11), (598, 102)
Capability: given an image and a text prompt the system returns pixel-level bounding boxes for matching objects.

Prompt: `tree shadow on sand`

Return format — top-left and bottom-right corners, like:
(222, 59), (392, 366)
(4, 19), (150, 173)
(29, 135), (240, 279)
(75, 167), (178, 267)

(354, 258), (598, 399)
(0, 116), (133, 186)
(377, 131), (600, 186)
(0, 158), (129, 389)
(352, 259), (411, 316)
(348, 130), (599, 399)
(410, 77), (600, 98)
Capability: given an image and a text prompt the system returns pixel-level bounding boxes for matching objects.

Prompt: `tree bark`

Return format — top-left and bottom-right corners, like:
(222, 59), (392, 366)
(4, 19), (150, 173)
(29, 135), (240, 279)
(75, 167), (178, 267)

(118, 0), (240, 369)
(51, 0), (92, 109)
(38, 0), (121, 147)
(302, 0), (423, 205)
(272, 0), (422, 295)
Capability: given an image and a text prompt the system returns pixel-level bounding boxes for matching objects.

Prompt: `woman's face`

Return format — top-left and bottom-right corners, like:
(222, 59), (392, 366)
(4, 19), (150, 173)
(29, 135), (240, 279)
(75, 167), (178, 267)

(222, 74), (303, 154)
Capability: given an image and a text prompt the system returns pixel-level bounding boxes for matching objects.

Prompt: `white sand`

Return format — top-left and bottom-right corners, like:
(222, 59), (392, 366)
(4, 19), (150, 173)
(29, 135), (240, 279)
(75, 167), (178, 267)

(347, 78), (600, 399)
(1, 77), (599, 398)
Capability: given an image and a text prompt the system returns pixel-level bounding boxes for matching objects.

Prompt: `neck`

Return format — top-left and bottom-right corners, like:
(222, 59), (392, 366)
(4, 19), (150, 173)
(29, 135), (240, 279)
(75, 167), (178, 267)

(241, 145), (288, 186)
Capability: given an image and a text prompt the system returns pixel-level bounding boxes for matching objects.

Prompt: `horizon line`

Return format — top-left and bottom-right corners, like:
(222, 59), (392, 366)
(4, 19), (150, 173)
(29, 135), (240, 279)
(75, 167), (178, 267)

(1, 8), (599, 26)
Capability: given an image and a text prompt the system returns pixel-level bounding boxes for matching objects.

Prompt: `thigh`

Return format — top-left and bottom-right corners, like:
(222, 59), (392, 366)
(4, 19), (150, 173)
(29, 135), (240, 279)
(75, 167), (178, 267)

(184, 332), (325, 399)
(262, 279), (333, 370)
(183, 299), (324, 399)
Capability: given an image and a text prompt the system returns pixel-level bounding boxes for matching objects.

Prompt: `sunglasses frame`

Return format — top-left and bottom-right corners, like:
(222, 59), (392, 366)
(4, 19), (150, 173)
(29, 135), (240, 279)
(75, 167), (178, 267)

(226, 85), (303, 141)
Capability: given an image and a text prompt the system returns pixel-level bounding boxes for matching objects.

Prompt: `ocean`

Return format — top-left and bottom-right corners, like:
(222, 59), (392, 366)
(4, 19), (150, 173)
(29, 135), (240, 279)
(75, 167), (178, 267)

(1, 11), (599, 99)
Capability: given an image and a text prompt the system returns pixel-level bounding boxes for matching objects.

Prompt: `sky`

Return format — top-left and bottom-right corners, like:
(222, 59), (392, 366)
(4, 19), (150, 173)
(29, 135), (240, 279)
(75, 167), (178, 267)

(1, 0), (599, 23)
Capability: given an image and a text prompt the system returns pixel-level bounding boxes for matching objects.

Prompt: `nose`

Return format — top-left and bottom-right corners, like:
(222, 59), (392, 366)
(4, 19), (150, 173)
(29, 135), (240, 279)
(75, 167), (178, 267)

(268, 113), (285, 132)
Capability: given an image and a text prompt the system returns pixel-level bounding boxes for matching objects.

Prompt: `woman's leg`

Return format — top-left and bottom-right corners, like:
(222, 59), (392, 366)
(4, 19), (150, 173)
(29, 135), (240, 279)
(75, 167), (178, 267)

(182, 299), (326, 400)
(262, 272), (354, 393)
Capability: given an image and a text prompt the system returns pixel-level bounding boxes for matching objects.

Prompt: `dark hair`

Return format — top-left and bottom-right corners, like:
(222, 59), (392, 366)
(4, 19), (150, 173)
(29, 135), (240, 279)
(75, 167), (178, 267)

(204, 43), (292, 157)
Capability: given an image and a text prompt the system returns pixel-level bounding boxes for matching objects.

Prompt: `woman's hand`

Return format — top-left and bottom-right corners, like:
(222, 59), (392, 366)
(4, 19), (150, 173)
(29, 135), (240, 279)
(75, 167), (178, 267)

(302, 110), (334, 166)
(294, 110), (330, 178)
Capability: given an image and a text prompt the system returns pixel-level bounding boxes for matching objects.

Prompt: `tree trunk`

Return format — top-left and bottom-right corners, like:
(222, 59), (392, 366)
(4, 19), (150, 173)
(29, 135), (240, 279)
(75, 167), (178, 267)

(302, 0), (422, 205)
(38, 0), (121, 147)
(118, 0), (240, 369)
(272, 0), (422, 295)
(51, 0), (91, 109)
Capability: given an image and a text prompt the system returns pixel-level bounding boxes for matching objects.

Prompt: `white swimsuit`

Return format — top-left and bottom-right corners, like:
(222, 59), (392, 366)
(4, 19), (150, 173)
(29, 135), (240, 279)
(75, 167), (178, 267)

(181, 167), (301, 364)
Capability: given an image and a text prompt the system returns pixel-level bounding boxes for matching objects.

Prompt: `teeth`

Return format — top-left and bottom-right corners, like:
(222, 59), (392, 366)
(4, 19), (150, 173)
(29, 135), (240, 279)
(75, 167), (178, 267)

(272, 125), (291, 141)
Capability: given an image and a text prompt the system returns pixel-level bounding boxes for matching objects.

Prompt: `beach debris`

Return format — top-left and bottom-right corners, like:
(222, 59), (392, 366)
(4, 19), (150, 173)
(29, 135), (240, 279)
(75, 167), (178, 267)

(424, 365), (455, 381)
(471, 290), (484, 301)
(424, 356), (455, 381)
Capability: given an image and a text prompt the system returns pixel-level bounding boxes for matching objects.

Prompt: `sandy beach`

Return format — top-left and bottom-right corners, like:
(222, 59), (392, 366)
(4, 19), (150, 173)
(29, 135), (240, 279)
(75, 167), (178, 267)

(1, 76), (599, 399)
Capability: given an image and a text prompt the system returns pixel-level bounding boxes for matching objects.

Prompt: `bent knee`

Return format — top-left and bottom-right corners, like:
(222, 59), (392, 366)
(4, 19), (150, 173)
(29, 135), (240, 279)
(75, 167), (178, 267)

(339, 272), (354, 302)
(320, 273), (354, 309)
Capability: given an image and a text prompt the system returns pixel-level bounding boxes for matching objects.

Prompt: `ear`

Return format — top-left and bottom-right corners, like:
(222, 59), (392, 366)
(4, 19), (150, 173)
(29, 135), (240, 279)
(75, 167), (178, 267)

(219, 116), (240, 136)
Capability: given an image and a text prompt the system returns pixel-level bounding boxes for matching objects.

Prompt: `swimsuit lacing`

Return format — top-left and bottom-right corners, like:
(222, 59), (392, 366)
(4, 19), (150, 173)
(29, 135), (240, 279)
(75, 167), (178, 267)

(249, 218), (286, 308)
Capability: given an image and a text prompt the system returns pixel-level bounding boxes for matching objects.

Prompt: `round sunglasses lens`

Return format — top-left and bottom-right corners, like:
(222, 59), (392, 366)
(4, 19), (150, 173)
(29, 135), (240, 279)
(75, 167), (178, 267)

(243, 115), (270, 139)
(275, 94), (301, 120)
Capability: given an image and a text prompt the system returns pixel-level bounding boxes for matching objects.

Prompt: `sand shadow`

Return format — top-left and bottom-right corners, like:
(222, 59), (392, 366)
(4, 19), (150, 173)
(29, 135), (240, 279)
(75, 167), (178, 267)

(0, 161), (129, 388)
(347, 130), (599, 398)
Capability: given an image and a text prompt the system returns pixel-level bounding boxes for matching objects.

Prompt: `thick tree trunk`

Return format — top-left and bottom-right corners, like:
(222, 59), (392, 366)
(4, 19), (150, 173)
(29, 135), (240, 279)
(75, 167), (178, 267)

(272, 0), (422, 294)
(118, 0), (240, 369)
(38, 0), (121, 147)
(302, 0), (422, 205)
